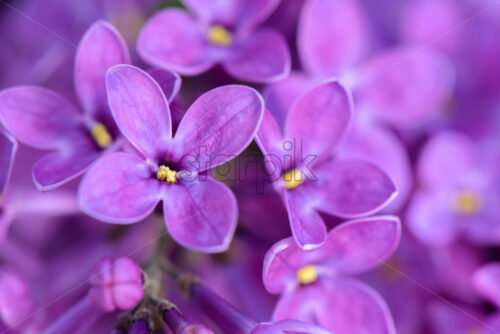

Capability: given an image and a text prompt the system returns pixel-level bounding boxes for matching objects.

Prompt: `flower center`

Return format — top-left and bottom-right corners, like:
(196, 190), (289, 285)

(207, 25), (233, 46)
(453, 190), (482, 215)
(157, 165), (177, 184)
(296, 265), (317, 285)
(282, 169), (303, 190)
(91, 123), (112, 149)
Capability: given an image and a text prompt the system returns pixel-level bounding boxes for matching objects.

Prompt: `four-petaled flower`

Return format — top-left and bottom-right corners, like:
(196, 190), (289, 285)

(263, 216), (401, 334)
(256, 80), (397, 248)
(79, 64), (264, 253)
(408, 131), (500, 247)
(0, 21), (130, 190)
(137, 0), (290, 83)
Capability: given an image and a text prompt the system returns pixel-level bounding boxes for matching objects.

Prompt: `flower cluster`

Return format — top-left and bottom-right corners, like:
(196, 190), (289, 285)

(0, 0), (499, 333)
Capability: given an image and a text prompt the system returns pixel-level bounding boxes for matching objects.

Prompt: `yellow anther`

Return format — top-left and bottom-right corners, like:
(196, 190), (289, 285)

(282, 169), (303, 190)
(91, 123), (112, 149)
(157, 165), (177, 184)
(454, 190), (482, 215)
(207, 25), (233, 46)
(296, 265), (318, 285)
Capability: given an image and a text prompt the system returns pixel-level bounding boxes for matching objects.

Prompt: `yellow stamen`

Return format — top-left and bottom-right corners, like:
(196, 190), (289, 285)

(207, 25), (233, 46)
(157, 165), (177, 184)
(91, 123), (112, 149)
(282, 169), (303, 190)
(296, 265), (317, 285)
(454, 190), (482, 215)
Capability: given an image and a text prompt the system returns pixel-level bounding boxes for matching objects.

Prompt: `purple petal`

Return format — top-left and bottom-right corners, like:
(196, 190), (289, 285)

(0, 132), (16, 194)
(417, 131), (474, 189)
(273, 279), (396, 334)
(33, 141), (100, 191)
(106, 64), (172, 159)
(473, 263), (500, 308)
(284, 81), (352, 165)
(337, 123), (413, 212)
(285, 188), (327, 249)
(74, 20), (130, 119)
(255, 109), (286, 177)
(78, 152), (162, 224)
(407, 190), (458, 247)
(272, 319), (333, 334)
(399, 0), (463, 54)
(298, 0), (368, 77)
(263, 72), (315, 129)
(173, 85), (263, 172)
(148, 68), (182, 102)
(325, 216), (401, 275)
(313, 160), (397, 218)
(356, 46), (455, 127)
(223, 28), (290, 83)
(181, 0), (281, 31)
(0, 86), (83, 149)
(163, 179), (237, 253)
(137, 9), (215, 76)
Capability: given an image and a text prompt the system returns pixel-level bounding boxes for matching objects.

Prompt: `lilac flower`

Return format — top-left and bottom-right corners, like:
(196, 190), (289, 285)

(263, 0), (422, 210)
(0, 21), (130, 190)
(266, 0), (454, 129)
(0, 131), (16, 199)
(79, 64), (264, 252)
(137, 0), (290, 83)
(408, 131), (500, 247)
(256, 80), (397, 248)
(189, 283), (332, 334)
(88, 257), (144, 312)
(263, 216), (401, 334)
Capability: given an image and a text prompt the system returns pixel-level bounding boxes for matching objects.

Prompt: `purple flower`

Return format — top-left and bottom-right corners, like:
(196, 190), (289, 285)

(137, 0), (290, 83)
(0, 131), (16, 198)
(266, 0), (454, 129)
(263, 216), (401, 334)
(88, 257), (144, 312)
(79, 64), (264, 252)
(189, 283), (332, 334)
(256, 80), (397, 248)
(0, 21), (130, 190)
(408, 131), (500, 247)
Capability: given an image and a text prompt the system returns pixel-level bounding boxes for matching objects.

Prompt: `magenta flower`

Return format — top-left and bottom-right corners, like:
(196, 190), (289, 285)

(256, 80), (397, 248)
(408, 131), (500, 247)
(79, 64), (264, 252)
(263, 216), (401, 334)
(0, 132), (16, 198)
(189, 283), (332, 334)
(137, 0), (290, 83)
(0, 21), (130, 190)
